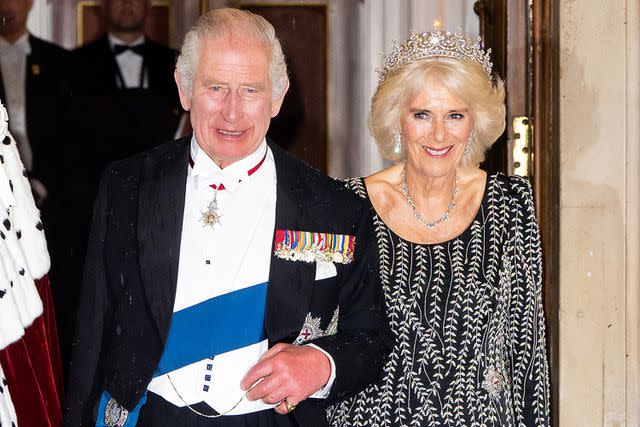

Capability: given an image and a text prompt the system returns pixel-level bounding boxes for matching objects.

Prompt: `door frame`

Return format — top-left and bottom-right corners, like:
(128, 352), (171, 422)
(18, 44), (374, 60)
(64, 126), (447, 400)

(532, 2), (560, 425)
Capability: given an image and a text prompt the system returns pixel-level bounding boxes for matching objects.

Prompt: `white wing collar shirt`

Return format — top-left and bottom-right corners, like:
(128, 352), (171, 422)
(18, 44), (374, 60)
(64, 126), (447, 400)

(108, 33), (147, 88)
(147, 137), (335, 416)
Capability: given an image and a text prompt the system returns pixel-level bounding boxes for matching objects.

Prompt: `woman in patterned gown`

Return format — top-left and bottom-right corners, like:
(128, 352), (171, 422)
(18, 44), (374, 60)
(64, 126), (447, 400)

(327, 29), (550, 426)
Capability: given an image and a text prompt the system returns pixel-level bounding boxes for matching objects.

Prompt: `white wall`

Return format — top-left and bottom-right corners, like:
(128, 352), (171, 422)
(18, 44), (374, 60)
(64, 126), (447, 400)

(559, 0), (640, 424)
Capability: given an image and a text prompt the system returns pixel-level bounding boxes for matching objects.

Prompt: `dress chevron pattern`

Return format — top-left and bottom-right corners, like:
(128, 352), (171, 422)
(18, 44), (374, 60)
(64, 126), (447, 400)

(327, 174), (550, 427)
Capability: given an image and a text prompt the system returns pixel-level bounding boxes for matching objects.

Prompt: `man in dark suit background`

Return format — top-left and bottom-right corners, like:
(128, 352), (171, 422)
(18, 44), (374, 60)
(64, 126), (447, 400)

(64, 8), (389, 427)
(72, 0), (180, 114)
(69, 0), (181, 199)
(61, 0), (183, 372)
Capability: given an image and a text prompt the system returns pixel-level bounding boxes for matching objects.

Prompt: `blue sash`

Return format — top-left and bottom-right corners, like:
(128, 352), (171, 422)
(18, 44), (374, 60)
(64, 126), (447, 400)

(155, 282), (268, 375)
(96, 282), (268, 426)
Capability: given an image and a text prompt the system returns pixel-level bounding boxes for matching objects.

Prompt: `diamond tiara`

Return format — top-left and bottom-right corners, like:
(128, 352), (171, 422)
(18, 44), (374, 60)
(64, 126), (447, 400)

(377, 28), (493, 82)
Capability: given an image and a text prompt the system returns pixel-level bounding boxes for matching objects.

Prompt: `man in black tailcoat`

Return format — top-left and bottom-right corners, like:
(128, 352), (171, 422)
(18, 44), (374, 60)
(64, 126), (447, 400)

(71, 0), (180, 152)
(64, 7), (390, 427)
(69, 0), (181, 216)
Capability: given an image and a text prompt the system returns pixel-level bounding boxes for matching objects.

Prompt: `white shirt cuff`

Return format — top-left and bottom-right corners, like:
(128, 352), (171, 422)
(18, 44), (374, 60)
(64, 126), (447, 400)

(305, 343), (336, 399)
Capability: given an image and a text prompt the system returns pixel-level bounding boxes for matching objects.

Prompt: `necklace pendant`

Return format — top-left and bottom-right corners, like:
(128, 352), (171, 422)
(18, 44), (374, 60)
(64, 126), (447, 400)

(401, 162), (459, 231)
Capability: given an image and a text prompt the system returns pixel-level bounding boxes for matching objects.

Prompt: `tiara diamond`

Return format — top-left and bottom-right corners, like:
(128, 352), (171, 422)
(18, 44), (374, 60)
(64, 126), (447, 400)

(377, 28), (493, 82)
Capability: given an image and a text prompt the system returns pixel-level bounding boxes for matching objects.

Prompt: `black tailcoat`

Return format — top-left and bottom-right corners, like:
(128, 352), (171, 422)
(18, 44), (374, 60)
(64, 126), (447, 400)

(64, 138), (390, 426)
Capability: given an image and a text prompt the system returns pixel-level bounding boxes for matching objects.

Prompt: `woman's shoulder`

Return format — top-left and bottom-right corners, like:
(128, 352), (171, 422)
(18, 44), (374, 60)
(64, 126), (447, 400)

(364, 164), (403, 213)
(344, 164), (402, 203)
(366, 163), (402, 193)
(367, 163), (402, 183)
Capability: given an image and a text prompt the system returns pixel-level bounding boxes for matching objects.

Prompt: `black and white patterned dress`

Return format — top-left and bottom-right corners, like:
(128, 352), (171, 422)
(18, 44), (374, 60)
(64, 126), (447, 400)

(328, 174), (550, 427)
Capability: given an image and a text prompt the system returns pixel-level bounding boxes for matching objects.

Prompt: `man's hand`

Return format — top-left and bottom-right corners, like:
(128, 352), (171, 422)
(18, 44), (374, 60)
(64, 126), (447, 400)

(240, 343), (331, 414)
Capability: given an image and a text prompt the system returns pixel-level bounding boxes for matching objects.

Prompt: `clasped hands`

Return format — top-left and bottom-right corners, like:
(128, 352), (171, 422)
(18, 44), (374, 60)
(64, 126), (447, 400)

(240, 343), (331, 414)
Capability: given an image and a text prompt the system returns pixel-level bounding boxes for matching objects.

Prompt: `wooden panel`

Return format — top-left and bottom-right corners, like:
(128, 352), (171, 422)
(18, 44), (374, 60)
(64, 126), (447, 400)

(474, 0), (508, 175)
(144, 4), (171, 45)
(242, 5), (328, 173)
(77, 1), (171, 46)
(531, 1), (560, 426)
(76, 1), (101, 45)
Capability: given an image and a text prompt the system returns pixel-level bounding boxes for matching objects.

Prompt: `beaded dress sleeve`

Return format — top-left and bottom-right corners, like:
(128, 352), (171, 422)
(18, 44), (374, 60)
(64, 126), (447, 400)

(506, 175), (551, 426)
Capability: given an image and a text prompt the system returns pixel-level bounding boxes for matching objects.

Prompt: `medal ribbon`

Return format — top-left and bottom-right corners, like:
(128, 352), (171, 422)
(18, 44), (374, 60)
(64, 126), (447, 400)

(273, 230), (357, 264)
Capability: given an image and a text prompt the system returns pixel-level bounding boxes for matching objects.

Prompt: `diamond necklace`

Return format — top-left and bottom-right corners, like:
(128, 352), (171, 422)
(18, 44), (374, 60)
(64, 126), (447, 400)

(401, 163), (459, 230)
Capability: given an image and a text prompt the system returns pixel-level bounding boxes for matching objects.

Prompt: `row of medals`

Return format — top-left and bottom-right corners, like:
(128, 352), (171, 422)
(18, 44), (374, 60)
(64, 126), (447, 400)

(274, 242), (353, 265)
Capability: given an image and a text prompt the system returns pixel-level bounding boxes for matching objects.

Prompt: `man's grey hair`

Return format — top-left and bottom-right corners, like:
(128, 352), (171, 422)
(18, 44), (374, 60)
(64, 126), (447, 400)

(176, 8), (289, 101)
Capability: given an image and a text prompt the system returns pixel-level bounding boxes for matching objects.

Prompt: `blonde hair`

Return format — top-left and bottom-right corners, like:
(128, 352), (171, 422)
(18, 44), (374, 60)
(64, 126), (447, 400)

(369, 57), (506, 166)
(175, 8), (288, 101)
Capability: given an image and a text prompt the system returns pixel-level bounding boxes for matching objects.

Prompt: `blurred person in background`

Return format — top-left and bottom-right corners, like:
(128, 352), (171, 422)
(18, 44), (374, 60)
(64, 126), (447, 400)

(0, 0), (69, 205)
(59, 0), (183, 372)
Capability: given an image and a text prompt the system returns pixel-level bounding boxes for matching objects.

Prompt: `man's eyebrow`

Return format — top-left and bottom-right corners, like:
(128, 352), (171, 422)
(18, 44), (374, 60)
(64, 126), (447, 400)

(199, 79), (266, 90)
(200, 78), (227, 87)
(242, 82), (267, 90)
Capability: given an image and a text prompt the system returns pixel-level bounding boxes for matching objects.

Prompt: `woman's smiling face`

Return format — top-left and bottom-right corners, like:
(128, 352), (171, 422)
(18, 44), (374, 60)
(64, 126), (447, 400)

(400, 76), (473, 178)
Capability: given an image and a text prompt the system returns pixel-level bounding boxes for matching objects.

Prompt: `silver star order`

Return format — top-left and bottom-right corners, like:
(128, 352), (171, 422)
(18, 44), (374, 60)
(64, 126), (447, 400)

(200, 195), (222, 227)
(201, 209), (221, 227)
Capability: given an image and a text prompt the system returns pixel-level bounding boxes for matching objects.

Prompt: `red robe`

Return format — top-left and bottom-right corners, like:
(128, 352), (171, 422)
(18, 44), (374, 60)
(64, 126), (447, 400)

(0, 275), (63, 427)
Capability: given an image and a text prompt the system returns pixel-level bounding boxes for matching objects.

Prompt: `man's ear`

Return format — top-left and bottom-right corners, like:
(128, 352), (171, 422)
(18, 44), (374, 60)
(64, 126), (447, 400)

(270, 78), (290, 118)
(174, 70), (192, 111)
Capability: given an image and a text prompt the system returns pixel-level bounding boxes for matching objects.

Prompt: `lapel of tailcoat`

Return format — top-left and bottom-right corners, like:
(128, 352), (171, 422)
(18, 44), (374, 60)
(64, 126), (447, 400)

(137, 139), (189, 342)
(266, 143), (317, 342)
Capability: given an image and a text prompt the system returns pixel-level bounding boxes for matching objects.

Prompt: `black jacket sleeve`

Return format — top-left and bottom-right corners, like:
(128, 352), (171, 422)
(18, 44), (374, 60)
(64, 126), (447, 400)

(310, 203), (392, 404)
(63, 166), (114, 427)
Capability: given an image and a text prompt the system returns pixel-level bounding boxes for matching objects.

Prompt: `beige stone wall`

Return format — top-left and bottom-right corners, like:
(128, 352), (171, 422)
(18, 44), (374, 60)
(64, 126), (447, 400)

(559, 1), (640, 425)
